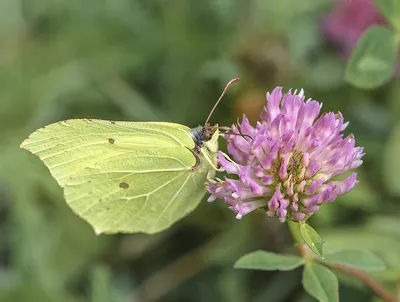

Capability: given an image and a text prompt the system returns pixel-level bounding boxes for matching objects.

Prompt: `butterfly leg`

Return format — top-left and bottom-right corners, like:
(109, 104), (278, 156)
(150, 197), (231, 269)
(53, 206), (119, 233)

(200, 148), (225, 172)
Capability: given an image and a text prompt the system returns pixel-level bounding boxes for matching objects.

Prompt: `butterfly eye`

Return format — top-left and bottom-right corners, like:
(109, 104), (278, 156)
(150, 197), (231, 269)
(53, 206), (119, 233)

(201, 128), (209, 140)
(203, 127), (216, 141)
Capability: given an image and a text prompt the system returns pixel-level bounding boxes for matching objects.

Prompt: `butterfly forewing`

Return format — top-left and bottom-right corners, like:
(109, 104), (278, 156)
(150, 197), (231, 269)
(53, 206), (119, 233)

(21, 119), (216, 234)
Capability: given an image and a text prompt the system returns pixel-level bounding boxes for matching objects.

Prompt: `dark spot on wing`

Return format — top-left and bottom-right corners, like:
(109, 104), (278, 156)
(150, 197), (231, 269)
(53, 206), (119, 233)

(108, 138), (115, 144)
(119, 182), (129, 189)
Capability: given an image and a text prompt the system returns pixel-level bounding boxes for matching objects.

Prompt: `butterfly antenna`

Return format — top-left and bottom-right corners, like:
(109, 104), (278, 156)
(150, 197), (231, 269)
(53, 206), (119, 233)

(218, 126), (253, 141)
(205, 78), (239, 126)
(223, 132), (254, 141)
(228, 133), (253, 141)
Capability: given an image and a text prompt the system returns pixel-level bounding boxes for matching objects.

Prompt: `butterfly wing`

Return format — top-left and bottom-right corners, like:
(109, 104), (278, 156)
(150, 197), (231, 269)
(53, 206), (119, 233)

(20, 119), (216, 234)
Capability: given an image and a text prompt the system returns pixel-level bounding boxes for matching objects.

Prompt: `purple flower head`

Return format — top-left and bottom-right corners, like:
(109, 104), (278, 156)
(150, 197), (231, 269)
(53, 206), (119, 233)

(206, 87), (364, 222)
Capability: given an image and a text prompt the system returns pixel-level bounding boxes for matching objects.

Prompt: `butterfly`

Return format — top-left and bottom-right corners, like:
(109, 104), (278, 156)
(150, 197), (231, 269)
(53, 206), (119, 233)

(20, 78), (239, 235)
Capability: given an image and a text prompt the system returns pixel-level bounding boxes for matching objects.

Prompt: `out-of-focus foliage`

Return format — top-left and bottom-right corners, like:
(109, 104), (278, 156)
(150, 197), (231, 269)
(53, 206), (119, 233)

(324, 0), (400, 89)
(0, 0), (399, 301)
(345, 26), (398, 88)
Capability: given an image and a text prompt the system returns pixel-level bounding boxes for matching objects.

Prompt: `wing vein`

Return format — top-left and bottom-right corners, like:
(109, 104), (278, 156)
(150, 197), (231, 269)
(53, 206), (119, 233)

(60, 153), (190, 184)
(115, 172), (187, 229)
(31, 126), (188, 147)
(67, 167), (187, 189)
(75, 171), (186, 218)
(21, 137), (54, 146)
(152, 173), (192, 232)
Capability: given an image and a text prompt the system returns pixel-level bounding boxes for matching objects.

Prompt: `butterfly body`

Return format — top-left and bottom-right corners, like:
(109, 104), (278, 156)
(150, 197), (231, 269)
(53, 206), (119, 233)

(21, 119), (218, 234)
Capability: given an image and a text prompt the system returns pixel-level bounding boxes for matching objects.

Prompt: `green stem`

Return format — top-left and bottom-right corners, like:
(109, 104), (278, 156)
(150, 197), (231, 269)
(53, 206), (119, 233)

(322, 262), (397, 302)
(287, 222), (395, 301)
(288, 221), (314, 259)
(288, 221), (303, 245)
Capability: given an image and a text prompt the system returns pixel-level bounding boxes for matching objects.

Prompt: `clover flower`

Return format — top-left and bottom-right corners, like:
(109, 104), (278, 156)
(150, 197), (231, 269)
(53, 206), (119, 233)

(206, 87), (364, 222)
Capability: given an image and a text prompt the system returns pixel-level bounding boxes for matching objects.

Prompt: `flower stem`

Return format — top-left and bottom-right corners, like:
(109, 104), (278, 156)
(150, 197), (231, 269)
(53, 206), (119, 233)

(324, 263), (397, 302)
(288, 221), (303, 245)
(288, 221), (313, 258)
(287, 221), (396, 302)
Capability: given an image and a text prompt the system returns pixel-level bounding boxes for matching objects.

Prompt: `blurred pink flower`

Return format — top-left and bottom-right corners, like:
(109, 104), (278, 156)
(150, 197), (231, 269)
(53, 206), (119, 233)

(206, 87), (364, 222)
(323, 0), (386, 56)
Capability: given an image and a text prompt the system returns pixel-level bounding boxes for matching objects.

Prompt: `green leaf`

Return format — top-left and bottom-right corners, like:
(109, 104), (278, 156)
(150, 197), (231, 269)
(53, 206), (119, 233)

(322, 229), (400, 272)
(302, 262), (339, 302)
(345, 26), (397, 89)
(366, 216), (400, 240)
(300, 223), (325, 258)
(234, 250), (305, 271)
(373, 0), (400, 30)
(383, 123), (400, 196)
(324, 250), (386, 272)
(372, 269), (400, 283)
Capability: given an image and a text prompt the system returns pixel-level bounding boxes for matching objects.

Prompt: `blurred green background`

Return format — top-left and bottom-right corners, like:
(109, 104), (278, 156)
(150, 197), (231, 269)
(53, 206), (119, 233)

(0, 0), (399, 301)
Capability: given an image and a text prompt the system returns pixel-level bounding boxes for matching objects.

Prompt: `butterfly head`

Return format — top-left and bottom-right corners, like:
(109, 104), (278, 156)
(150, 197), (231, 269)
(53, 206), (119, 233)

(188, 123), (218, 147)
(201, 123), (217, 142)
